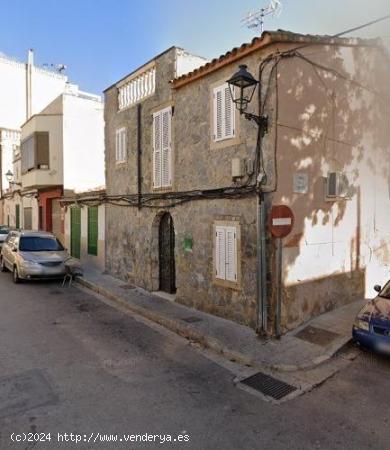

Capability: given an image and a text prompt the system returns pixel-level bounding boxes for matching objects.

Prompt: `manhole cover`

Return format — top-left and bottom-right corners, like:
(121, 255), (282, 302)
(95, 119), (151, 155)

(182, 316), (202, 323)
(295, 326), (341, 347)
(240, 372), (297, 400)
(0, 369), (57, 418)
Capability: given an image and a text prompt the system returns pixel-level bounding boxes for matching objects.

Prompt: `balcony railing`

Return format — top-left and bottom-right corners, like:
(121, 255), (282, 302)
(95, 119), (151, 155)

(118, 67), (156, 110)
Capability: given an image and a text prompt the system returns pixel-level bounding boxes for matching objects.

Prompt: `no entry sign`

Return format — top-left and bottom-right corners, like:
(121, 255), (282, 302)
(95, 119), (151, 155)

(269, 205), (294, 238)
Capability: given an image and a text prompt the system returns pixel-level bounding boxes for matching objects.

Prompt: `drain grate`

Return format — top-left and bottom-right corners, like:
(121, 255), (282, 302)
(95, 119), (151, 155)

(182, 316), (202, 323)
(240, 372), (297, 400)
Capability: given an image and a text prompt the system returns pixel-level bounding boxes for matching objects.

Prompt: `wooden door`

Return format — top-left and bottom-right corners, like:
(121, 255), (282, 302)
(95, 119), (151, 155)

(159, 213), (176, 293)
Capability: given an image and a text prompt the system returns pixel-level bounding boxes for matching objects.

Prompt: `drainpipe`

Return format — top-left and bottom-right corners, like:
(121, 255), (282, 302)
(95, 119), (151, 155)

(257, 190), (268, 334)
(137, 103), (142, 209)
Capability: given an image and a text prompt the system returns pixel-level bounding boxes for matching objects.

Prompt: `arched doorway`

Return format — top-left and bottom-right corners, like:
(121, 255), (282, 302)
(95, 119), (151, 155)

(159, 213), (176, 293)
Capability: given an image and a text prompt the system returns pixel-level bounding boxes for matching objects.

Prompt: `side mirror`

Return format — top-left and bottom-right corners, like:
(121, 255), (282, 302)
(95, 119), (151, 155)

(374, 285), (382, 293)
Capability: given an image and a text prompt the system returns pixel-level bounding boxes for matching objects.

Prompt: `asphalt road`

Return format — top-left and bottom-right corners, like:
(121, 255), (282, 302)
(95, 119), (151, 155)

(0, 271), (389, 450)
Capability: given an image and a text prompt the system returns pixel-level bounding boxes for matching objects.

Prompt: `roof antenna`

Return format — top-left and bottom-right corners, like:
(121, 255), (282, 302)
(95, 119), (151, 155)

(241, 0), (282, 34)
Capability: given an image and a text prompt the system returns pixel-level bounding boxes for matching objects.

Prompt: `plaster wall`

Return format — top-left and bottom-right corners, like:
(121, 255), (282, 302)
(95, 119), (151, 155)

(21, 112), (63, 189)
(64, 203), (105, 271)
(0, 54), (67, 194)
(62, 94), (105, 192)
(266, 44), (390, 331)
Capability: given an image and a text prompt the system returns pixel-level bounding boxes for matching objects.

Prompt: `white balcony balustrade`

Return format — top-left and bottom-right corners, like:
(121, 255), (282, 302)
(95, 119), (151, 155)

(118, 67), (156, 110)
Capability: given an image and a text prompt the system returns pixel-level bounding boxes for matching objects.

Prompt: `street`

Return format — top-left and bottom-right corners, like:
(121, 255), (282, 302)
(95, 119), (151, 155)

(0, 272), (389, 450)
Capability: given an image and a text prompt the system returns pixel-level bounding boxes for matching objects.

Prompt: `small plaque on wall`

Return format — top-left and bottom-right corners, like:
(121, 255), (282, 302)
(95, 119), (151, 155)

(184, 236), (193, 253)
(293, 173), (308, 194)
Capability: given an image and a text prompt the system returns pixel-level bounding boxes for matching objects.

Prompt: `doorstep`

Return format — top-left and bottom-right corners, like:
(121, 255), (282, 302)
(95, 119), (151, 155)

(76, 267), (367, 373)
(152, 291), (176, 302)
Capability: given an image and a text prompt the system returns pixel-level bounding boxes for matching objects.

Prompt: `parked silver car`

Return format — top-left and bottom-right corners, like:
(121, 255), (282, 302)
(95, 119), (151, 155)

(0, 226), (10, 248)
(0, 230), (69, 283)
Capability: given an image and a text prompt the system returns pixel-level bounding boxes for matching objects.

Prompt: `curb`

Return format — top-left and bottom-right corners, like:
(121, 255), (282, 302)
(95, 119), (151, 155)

(76, 277), (347, 373)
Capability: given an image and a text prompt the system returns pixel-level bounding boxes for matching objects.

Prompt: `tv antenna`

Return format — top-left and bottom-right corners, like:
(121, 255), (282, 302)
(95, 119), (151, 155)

(242, 0), (282, 33)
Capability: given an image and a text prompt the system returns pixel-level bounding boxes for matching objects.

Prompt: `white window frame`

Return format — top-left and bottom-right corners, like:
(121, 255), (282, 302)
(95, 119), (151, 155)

(153, 106), (172, 189)
(215, 224), (238, 283)
(213, 83), (235, 142)
(115, 127), (127, 163)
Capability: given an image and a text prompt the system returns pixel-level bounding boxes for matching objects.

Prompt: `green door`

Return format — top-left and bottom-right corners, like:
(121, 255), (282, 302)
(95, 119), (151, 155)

(87, 206), (98, 256)
(70, 207), (81, 259)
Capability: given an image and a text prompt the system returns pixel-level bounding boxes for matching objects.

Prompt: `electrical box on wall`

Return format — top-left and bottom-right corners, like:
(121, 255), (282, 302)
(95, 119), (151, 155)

(232, 158), (245, 179)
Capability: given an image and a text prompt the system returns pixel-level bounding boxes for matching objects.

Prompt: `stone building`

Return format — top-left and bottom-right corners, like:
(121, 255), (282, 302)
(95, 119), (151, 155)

(105, 32), (390, 334)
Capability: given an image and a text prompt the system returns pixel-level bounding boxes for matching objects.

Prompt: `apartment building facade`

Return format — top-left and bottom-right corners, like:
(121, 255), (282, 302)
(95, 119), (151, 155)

(0, 50), (70, 224)
(18, 87), (104, 245)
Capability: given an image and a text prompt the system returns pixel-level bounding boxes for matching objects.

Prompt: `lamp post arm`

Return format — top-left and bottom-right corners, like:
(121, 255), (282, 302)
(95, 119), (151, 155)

(243, 113), (268, 134)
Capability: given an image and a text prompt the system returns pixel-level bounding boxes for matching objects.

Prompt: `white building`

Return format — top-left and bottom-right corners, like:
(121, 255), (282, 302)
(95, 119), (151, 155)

(0, 49), (73, 224)
(16, 86), (104, 244)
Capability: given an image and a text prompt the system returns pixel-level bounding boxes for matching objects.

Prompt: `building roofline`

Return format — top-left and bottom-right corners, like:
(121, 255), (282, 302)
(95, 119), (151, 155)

(60, 188), (106, 204)
(103, 46), (181, 93)
(172, 30), (381, 89)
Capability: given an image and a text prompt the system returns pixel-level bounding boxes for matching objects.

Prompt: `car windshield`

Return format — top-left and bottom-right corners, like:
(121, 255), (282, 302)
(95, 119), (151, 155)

(0, 230), (8, 235)
(19, 236), (64, 252)
(379, 281), (390, 299)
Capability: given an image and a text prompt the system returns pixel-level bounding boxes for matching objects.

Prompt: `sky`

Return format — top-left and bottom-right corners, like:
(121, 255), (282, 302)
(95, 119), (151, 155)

(0, 0), (389, 95)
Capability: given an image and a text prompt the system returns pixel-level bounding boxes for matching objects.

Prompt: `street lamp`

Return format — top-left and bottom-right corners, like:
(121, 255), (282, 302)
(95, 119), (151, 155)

(226, 64), (268, 132)
(5, 170), (22, 187)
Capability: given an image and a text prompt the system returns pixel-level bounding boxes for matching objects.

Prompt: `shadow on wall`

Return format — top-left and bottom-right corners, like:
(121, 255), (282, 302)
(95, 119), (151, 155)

(263, 43), (390, 332)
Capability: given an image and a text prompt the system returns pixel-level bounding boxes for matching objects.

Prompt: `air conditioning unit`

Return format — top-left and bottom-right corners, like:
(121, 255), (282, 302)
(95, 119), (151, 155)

(326, 171), (350, 198)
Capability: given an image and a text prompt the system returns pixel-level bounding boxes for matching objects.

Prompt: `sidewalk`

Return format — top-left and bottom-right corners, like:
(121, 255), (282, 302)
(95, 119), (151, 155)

(76, 267), (366, 372)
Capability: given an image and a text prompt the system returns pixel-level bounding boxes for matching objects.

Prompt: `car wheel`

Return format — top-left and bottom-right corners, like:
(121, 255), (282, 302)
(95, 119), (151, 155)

(13, 266), (21, 284)
(0, 257), (7, 272)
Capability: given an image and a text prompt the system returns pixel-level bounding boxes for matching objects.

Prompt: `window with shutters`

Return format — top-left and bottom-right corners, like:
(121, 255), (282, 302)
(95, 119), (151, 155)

(87, 206), (99, 256)
(115, 127), (127, 163)
(153, 107), (172, 188)
(213, 83), (235, 142)
(214, 223), (239, 286)
(21, 132), (49, 173)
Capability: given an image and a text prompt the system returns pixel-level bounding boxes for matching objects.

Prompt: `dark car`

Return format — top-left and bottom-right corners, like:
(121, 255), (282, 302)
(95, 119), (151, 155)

(352, 282), (390, 355)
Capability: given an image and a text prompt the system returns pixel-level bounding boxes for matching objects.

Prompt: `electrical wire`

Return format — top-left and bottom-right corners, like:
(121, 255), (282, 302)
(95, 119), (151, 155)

(63, 14), (390, 209)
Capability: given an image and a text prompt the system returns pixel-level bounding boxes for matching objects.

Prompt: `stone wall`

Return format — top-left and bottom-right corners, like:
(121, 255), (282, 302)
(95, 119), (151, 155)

(104, 47), (261, 328)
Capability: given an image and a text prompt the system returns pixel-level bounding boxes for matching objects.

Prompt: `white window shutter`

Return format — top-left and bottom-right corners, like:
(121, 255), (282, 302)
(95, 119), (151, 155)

(115, 128), (126, 162)
(213, 86), (223, 141)
(213, 84), (235, 141)
(215, 226), (226, 280)
(153, 113), (162, 188)
(224, 85), (235, 138)
(161, 108), (171, 187)
(225, 227), (237, 282)
(121, 129), (126, 161)
(115, 131), (119, 161)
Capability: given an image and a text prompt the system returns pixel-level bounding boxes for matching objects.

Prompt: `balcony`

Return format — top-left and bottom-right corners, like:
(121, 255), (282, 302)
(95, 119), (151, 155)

(118, 66), (156, 110)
